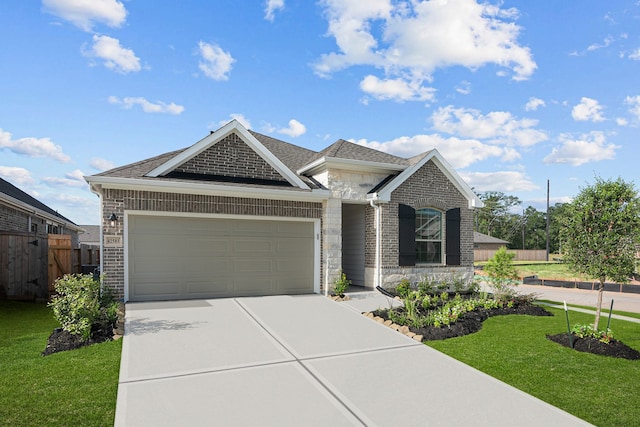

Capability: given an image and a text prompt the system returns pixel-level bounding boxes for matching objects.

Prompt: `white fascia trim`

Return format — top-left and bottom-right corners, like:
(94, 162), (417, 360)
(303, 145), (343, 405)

(0, 193), (84, 232)
(145, 120), (310, 190)
(297, 157), (406, 176)
(370, 149), (484, 209)
(86, 176), (330, 202)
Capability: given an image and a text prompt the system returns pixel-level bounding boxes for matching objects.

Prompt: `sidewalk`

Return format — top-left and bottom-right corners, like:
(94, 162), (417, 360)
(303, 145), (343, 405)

(515, 283), (640, 315)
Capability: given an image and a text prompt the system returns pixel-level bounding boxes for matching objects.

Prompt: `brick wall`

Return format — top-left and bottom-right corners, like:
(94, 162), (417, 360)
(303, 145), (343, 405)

(0, 204), (30, 232)
(101, 189), (322, 299)
(364, 160), (475, 286)
(175, 132), (287, 183)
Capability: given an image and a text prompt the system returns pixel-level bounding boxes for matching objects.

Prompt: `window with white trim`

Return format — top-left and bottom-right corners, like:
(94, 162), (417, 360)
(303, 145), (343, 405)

(415, 208), (442, 264)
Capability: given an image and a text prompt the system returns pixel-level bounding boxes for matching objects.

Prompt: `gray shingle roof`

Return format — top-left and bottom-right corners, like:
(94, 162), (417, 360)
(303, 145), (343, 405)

(307, 139), (407, 166)
(0, 177), (76, 224)
(474, 232), (510, 244)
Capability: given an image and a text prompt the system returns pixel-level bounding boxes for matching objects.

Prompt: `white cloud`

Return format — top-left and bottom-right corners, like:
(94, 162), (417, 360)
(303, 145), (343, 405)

(616, 117), (628, 126)
(354, 134), (503, 169)
(0, 166), (35, 186)
(42, 0), (127, 31)
(571, 97), (605, 122)
(455, 80), (471, 95)
(458, 170), (539, 192)
(84, 35), (141, 74)
(624, 95), (640, 120)
(524, 97), (545, 111)
(197, 41), (235, 81)
(108, 96), (185, 115)
(0, 128), (71, 162)
(587, 35), (614, 52)
(48, 192), (97, 207)
(278, 119), (307, 138)
(90, 157), (115, 171)
(218, 113), (252, 129)
(314, 0), (536, 97)
(431, 106), (547, 146)
(264, 0), (285, 21)
(629, 48), (640, 60)
(543, 131), (619, 166)
(42, 169), (88, 188)
(359, 75), (436, 102)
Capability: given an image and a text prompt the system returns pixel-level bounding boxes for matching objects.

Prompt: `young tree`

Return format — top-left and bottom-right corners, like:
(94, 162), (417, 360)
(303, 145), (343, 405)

(560, 177), (640, 329)
(484, 246), (519, 300)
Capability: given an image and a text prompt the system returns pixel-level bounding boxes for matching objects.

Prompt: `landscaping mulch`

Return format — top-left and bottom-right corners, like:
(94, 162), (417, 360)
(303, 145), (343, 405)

(373, 303), (552, 341)
(547, 333), (640, 360)
(42, 326), (114, 356)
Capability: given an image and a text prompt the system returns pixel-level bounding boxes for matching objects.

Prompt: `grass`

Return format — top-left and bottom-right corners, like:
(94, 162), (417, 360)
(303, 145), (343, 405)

(426, 307), (640, 427)
(0, 300), (122, 427)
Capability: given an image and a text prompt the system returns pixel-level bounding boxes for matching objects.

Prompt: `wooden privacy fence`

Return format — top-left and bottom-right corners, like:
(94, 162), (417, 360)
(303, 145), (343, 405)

(474, 249), (548, 262)
(0, 232), (49, 300)
(0, 233), (99, 301)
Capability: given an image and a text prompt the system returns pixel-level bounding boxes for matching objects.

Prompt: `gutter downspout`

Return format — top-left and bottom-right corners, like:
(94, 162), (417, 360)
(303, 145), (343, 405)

(88, 182), (104, 287)
(369, 199), (381, 289)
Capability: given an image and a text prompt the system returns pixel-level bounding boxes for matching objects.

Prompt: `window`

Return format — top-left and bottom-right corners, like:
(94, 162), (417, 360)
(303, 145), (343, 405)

(415, 208), (442, 264)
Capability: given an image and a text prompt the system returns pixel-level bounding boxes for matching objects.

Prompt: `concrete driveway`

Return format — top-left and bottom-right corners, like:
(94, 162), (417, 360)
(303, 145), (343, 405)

(115, 294), (590, 426)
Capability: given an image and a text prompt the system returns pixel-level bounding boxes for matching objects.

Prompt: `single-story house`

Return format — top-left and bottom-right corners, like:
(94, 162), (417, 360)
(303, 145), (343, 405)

(473, 232), (509, 250)
(86, 120), (482, 302)
(1, 177), (83, 300)
(0, 177), (82, 244)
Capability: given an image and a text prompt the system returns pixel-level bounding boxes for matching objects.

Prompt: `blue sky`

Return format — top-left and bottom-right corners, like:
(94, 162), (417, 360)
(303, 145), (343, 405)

(1, 1), (639, 225)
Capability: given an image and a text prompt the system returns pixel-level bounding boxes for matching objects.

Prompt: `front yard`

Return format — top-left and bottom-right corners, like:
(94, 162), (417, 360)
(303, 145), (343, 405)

(427, 307), (640, 427)
(0, 301), (121, 426)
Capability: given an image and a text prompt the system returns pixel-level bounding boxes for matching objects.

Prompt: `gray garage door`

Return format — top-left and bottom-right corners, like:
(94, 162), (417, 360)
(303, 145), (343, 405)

(128, 215), (315, 301)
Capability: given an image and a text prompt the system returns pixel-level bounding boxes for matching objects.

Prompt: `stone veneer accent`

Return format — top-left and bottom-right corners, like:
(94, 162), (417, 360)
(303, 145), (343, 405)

(174, 132), (288, 183)
(101, 188), (322, 299)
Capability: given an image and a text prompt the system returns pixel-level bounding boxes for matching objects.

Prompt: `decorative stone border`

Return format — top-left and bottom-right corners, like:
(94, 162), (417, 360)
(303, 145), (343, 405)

(362, 311), (424, 342)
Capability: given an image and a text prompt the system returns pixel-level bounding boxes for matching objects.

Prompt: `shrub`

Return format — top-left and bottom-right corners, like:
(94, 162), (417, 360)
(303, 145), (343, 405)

(333, 271), (351, 297)
(48, 274), (118, 340)
(396, 279), (411, 298)
(571, 323), (614, 344)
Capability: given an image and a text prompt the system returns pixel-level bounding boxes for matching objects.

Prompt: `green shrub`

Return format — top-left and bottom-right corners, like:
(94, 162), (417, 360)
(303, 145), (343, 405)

(571, 323), (614, 344)
(333, 271), (351, 297)
(396, 279), (411, 298)
(48, 274), (118, 340)
(484, 247), (519, 300)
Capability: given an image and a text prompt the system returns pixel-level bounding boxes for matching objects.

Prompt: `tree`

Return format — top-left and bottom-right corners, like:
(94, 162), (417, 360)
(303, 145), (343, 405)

(475, 191), (521, 240)
(560, 177), (640, 329)
(484, 246), (519, 301)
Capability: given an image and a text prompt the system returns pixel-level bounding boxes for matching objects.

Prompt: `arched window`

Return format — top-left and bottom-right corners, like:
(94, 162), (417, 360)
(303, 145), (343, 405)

(415, 208), (442, 264)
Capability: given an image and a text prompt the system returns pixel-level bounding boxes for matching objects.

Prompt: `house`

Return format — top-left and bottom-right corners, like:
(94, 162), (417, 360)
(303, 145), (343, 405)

(0, 177), (82, 243)
(473, 231), (509, 250)
(86, 120), (482, 302)
(0, 177), (83, 300)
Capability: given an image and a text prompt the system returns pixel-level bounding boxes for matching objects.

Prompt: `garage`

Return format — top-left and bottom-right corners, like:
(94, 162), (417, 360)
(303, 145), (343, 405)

(127, 214), (317, 301)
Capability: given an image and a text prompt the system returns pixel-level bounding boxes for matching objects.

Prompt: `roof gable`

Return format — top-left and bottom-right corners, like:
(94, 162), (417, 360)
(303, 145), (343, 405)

(367, 149), (483, 209)
(146, 120), (310, 190)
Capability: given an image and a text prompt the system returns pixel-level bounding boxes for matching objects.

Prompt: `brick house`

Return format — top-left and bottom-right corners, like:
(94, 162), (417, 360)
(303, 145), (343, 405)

(0, 177), (81, 244)
(86, 120), (482, 302)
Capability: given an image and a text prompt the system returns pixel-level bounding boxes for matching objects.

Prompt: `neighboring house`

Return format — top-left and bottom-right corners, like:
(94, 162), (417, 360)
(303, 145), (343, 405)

(78, 225), (100, 247)
(0, 177), (82, 244)
(0, 177), (83, 300)
(86, 120), (482, 302)
(473, 232), (509, 250)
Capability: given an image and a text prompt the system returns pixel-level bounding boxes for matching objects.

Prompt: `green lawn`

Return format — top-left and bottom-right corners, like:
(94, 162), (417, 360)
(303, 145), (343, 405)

(0, 301), (121, 427)
(427, 308), (640, 427)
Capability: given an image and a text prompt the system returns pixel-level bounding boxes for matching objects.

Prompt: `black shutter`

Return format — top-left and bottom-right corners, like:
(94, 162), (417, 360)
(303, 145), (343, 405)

(446, 208), (461, 266)
(398, 204), (416, 266)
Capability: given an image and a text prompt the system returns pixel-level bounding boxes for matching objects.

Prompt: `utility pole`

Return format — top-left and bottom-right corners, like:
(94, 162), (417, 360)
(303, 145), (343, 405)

(546, 179), (550, 261)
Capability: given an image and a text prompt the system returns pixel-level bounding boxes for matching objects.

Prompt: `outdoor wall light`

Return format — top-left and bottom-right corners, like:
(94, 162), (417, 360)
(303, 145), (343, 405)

(109, 213), (118, 227)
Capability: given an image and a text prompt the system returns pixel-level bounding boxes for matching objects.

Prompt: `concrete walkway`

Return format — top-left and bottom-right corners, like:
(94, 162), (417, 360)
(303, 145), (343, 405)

(116, 294), (589, 426)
